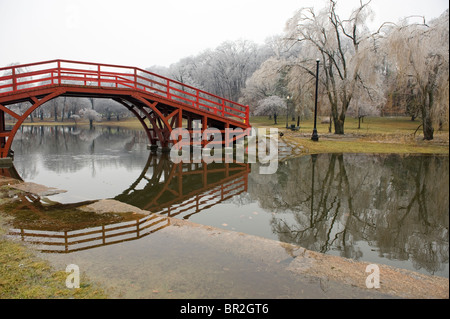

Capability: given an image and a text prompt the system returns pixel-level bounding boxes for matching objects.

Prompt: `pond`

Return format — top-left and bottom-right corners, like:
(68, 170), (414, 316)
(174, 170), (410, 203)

(5, 125), (449, 279)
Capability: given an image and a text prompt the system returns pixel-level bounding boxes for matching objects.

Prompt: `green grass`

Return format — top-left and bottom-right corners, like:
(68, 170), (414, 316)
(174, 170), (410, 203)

(0, 238), (106, 298)
(252, 116), (449, 155)
(285, 137), (448, 155)
(251, 115), (448, 135)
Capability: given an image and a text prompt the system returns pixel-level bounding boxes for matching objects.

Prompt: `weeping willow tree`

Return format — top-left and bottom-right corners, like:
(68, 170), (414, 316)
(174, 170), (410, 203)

(381, 11), (449, 140)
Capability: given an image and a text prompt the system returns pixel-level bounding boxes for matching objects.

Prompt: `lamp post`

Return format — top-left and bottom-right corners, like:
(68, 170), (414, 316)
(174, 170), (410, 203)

(311, 59), (320, 142)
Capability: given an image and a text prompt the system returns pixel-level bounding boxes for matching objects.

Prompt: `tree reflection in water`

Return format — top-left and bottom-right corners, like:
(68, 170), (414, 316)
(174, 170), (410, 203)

(251, 154), (449, 277)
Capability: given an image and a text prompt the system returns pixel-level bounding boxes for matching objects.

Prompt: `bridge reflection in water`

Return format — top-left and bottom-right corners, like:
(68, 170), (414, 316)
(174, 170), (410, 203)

(3, 153), (250, 253)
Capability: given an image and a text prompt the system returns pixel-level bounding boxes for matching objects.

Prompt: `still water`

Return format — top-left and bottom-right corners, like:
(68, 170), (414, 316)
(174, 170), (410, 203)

(6, 125), (450, 278)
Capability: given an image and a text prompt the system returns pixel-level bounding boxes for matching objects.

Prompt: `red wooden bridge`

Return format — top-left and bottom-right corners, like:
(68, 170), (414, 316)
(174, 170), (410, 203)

(0, 59), (250, 159)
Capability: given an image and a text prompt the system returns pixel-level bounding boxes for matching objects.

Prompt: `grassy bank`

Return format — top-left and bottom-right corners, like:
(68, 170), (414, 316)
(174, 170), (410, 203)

(0, 235), (107, 299)
(254, 116), (449, 155)
(0, 184), (107, 299)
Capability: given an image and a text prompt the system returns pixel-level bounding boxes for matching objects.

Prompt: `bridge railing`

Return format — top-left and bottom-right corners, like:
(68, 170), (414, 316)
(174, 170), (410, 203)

(7, 213), (170, 253)
(0, 59), (250, 126)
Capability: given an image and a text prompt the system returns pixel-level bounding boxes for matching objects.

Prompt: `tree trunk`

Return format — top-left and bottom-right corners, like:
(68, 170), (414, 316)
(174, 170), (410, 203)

(330, 97), (349, 135)
(422, 90), (434, 141)
(333, 110), (346, 135)
(423, 119), (434, 140)
(334, 118), (345, 135)
(61, 97), (66, 122)
(422, 107), (434, 140)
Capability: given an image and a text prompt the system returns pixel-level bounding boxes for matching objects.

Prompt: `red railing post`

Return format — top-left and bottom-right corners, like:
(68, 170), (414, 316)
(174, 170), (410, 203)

(12, 67), (16, 92)
(97, 64), (101, 87)
(166, 79), (170, 98)
(57, 60), (61, 85)
(245, 105), (249, 125)
(134, 68), (137, 89)
(196, 90), (200, 108)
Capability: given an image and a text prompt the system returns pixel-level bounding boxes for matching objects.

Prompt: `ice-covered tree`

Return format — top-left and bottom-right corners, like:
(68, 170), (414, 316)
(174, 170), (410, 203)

(255, 96), (287, 118)
(79, 108), (101, 128)
(381, 11), (449, 140)
(284, 0), (379, 134)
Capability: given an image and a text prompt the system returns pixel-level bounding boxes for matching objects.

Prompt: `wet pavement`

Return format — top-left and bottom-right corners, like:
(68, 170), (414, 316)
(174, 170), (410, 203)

(36, 208), (449, 299)
(35, 214), (402, 299)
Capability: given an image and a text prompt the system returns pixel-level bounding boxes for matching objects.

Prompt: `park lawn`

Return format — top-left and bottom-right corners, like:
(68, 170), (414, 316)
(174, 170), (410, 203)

(251, 115), (445, 135)
(283, 135), (449, 155)
(251, 116), (449, 155)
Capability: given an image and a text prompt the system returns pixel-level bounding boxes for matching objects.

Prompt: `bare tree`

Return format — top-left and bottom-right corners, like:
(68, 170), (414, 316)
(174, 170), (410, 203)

(167, 39), (268, 103)
(284, 0), (377, 134)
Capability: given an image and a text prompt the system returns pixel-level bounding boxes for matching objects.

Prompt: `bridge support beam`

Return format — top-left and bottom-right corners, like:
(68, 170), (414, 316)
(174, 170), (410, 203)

(0, 110), (10, 160)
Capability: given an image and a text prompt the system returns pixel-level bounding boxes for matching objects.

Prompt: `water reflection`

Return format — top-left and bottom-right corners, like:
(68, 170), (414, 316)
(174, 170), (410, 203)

(5, 125), (450, 277)
(2, 152), (249, 253)
(115, 153), (250, 219)
(11, 125), (153, 202)
(250, 153), (449, 277)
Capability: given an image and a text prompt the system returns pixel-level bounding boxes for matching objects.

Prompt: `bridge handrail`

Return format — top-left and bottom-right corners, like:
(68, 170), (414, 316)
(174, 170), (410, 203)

(0, 59), (250, 125)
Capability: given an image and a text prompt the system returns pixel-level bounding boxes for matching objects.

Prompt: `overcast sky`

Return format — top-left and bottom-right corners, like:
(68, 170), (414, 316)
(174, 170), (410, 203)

(0, 0), (448, 69)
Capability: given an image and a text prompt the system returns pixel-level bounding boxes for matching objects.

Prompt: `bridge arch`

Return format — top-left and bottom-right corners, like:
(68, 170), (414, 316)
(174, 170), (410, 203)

(0, 59), (250, 160)
(0, 87), (66, 158)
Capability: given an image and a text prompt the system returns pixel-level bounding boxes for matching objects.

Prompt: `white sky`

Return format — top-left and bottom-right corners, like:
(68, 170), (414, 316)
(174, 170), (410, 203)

(0, 0), (448, 68)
